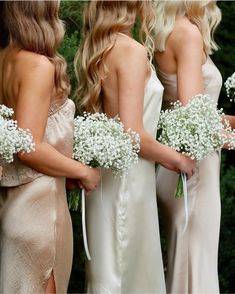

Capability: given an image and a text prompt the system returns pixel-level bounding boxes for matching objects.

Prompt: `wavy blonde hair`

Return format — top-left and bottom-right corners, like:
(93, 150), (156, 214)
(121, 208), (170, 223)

(0, 1), (70, 98)
(154, 0), (221, 54)
(75, 0), (156, 113)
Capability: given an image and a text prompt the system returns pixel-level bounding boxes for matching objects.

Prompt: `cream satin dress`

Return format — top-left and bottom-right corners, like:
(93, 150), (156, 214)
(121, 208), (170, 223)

(86, 68), (166, 293)
(0, 99), (75, 293)
(156, 57), (222, 294)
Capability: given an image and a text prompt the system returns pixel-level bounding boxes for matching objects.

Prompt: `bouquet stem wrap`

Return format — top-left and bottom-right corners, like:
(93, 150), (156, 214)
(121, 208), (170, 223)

(81, 189), (91, 261)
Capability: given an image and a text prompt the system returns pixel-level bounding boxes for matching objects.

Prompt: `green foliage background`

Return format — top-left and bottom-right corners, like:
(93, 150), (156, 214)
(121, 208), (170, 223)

(59, 1), (235, 293)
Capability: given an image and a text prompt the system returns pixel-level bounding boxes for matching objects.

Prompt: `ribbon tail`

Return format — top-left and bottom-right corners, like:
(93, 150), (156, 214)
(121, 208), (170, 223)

(82, 188), (92, 261)
(182, 172), (188, 234)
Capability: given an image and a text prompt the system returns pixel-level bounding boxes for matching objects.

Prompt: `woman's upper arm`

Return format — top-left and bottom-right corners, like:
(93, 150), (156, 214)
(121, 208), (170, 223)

(116, 42), (148, 131)
(15, 55), (54, 142)
(174, 26), (204, 105)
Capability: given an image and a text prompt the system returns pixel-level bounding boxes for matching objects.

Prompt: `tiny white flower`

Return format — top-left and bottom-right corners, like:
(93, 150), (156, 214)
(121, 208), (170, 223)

(157, 94), (235, 198)
(224, 72), (235, 102)
(157, 94), (235, 161)
(73, 112), (140, 176)
(0, 105), (35, 163)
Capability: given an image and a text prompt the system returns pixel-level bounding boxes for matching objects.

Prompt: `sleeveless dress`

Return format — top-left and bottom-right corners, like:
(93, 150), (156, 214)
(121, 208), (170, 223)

(86, 68), (166, 293)
(0, 98), (75, 293)
(156, 57), (222, 293)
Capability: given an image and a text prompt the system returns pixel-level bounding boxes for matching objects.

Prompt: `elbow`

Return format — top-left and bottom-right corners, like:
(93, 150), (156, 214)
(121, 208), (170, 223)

(17, 151), (33, 165)
(17, 143), (38, 164)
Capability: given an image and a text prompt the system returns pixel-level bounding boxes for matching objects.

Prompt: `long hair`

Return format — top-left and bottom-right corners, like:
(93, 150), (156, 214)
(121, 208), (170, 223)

(0, 1), (70, 98)
(75, 0), (156, 113)
(154, 0), (221, 54)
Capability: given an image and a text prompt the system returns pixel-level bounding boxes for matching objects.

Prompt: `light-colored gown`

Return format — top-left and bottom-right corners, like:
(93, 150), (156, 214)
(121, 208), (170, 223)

(156, 56), (222, 294)
(86, 68), (166, 293)
(0, 98), (75, 293)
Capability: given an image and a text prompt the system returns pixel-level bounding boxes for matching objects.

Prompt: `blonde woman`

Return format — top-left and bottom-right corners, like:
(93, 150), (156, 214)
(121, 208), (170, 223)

(0, 1), (100, 293)
(75, 1), (195, 293)
(154, 1), (223, 293)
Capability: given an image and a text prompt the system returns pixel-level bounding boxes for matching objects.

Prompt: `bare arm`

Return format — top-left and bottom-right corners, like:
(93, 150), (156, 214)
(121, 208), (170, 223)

(15, 54), (100, 191)
(115, 41), (195, 176)
(226, 115), (235, 129)
(172, 25), (234, 150)
(173, 25), (204, 105)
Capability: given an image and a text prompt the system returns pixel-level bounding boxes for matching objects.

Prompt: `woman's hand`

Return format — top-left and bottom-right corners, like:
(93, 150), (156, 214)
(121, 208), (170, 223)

(177, 154), (196, 179)
(162, 153), (196, 179)
(66, 167), (101, 193)
(161, 162), (180, 173)
(79, 166), (101, 192)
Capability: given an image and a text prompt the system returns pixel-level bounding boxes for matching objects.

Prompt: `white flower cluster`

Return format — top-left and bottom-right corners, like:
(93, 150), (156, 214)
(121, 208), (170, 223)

(0, 104), (35, 163)
(73, 112), (140, 175)
(225, 72), (235, 102)
(157, 94), (235, 161)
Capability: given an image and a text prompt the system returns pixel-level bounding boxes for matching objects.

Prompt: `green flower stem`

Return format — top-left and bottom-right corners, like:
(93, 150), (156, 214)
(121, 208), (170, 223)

(68, 188), (81, 211)
(175, 174), (184, 198)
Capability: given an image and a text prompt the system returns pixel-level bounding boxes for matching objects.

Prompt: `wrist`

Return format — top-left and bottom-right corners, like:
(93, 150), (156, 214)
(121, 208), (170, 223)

(77, 163), (89, 182)
(172, 151), (182, 169)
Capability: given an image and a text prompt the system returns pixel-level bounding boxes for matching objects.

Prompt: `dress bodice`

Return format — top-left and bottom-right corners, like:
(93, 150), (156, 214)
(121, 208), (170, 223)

(157, 56), (223, 110)
(143, 67), (164, 137)
(0, 98), (75, 187)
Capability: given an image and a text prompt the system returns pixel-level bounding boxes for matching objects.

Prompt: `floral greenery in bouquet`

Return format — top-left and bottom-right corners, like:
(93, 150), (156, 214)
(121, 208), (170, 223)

(68, 112), (140, 210)
(225, 72), (235, 102)
(157, 94), (235, 198)
(0, 104), (35, 164)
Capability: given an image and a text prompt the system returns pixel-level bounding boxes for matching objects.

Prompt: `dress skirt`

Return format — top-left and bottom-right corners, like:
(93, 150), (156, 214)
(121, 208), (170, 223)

(0, 175), (73, 293)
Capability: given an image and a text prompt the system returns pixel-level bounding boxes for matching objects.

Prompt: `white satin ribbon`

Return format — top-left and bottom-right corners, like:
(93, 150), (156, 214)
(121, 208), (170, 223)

(82, 188), (91, 261)
(181, 172), (189, 234)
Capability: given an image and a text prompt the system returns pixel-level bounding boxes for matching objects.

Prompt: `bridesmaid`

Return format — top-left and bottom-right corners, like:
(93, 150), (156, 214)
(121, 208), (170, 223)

(0, 1), (100, 293)
(75, 1), (195, 293)
(154, 1), (224, 293)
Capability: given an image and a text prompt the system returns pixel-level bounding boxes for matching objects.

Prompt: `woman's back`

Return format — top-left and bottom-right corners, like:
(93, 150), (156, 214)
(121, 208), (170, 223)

(101, 34), (149, 117)
(0, 48), (62, 108)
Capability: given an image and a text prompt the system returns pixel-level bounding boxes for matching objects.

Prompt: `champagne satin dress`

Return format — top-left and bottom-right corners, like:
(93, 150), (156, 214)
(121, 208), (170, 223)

(86, 68), (166, 293)
(156, 57), (222, 293)
(0, 98), (75, 293)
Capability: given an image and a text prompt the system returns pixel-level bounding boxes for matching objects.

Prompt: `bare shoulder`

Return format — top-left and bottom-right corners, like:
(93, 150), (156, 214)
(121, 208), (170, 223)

(170, 18), (203, 49)
(14, 50), (54, 77)
(111, 34), (148, 65)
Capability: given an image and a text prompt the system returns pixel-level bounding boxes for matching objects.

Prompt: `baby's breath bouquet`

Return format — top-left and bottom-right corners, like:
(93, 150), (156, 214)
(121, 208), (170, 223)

(225, 72), (235, 102)
(0, 104), (35, 164)
(70, 112), (140, 260)
(157, 94), (235, 232)
(73, 112), (140, 175)
(157, 94), (234, 198)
